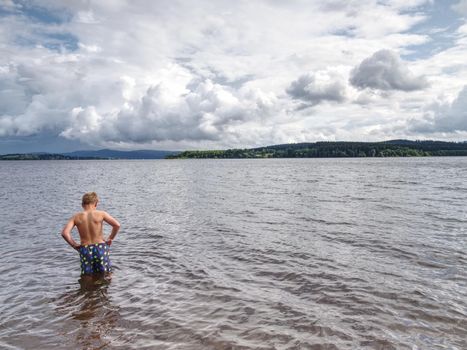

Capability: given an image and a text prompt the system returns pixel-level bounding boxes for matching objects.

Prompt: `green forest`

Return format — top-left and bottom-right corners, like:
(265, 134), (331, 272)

(167, 140), (467, 159)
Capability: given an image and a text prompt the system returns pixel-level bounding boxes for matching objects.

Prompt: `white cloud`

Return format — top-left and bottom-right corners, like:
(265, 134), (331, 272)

(350, 50), (429, 91)
(60, 106), (102, 140)
(74, 10), (100, 24)
(77, 42), (101, 53)
(409, 86), (467, 133)
(59, 69), (281, 146)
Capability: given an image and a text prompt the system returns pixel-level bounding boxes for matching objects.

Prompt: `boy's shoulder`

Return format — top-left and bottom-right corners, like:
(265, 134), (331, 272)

(94, 210), (109, 219)
(72, 210), (107, 219)
(72, 211), (84, 219)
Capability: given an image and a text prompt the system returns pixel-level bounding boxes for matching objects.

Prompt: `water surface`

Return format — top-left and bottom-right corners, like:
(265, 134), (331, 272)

(0, 158), (466, 349)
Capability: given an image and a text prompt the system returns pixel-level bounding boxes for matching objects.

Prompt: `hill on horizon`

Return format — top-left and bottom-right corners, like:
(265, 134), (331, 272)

(62, 149), (180, 159)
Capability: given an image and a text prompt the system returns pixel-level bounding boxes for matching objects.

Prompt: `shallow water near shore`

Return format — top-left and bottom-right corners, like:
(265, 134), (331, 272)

(0, 157), (466, 349)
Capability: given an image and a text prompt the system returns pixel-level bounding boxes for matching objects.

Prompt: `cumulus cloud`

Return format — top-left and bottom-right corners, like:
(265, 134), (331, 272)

(409, 86), (467, 133)
(60, 106), (102, 140)
(0, 50), (128, 138)
(60, 76), (279, 145)
(286, 70), (347, 106)
(350, 49), (428, 91)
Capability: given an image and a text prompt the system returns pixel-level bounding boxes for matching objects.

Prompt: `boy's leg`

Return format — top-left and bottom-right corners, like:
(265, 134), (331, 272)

(92, 243), (112, 273)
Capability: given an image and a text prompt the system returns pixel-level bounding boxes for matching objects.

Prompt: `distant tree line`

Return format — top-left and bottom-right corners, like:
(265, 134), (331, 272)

(0, 153), (101, 160)
(167, 140), (467, 159)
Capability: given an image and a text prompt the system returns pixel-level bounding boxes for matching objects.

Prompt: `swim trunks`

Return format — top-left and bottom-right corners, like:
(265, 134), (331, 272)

(79, 243), (111, 275)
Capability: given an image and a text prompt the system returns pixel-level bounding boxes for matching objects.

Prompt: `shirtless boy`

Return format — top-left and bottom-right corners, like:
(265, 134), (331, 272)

(61, 192), (121, 275)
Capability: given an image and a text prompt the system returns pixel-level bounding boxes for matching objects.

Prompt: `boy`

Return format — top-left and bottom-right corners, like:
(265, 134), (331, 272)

(61, 192), (121, 275)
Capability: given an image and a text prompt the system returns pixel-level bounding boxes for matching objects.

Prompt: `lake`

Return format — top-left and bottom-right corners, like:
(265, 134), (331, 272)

(0, 158), (466, 349)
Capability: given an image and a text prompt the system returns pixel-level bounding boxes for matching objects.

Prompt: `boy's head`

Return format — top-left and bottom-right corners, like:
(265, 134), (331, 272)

(82, 192), (99, 207)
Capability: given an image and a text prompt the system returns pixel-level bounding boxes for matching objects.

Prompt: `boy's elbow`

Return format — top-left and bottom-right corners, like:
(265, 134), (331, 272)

(115, 222), (121, 229)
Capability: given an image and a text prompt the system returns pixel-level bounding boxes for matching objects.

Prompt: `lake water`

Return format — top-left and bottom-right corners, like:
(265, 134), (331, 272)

(0, 158), (466, 349)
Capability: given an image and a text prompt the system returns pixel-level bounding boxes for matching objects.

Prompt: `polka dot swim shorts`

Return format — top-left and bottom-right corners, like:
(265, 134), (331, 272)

(79, 242), (111, 275)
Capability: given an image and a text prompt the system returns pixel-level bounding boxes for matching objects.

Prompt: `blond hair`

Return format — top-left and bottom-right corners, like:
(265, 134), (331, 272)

(82, 192), (99, 206)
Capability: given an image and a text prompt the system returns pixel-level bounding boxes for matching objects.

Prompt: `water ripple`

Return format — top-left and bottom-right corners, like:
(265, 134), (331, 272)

(0, 158), (466, 349)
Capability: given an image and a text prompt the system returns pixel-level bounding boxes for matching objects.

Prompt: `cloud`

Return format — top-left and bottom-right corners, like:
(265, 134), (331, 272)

(409, 86), (467, 133)
(60, 106), (102, 140)
(0, 0), (21, 11)
(0, 51), (123, 137)
(452, 0), (467, 16)
(320, 0), (430, 12)
(350, 49), (429, 91)
(60, 74), (280, 145)
(2, 1), (467, 151)
(286, 70), (347, 106)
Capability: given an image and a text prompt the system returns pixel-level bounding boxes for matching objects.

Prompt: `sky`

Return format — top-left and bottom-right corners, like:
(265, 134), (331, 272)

(1, 0), (467, 152)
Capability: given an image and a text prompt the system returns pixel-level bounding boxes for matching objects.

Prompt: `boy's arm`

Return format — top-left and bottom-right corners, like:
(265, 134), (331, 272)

(61, 216), (80, 250)
(103, 212), (120, 245)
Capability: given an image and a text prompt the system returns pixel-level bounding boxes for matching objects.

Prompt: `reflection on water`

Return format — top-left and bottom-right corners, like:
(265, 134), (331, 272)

(0, 158), (466, 349)
(54, 275), (120, 349)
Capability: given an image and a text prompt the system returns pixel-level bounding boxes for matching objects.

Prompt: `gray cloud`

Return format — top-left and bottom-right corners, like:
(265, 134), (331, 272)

(0, 65), (31, 116)
(286, 71), (347, 106)
(409, 86), (467, 133)
(350, 49), (428, 91)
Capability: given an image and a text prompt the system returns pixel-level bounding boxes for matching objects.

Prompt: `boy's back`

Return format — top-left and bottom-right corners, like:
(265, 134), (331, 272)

(73, 210), (116, 246)
(61, 192), (120, 276)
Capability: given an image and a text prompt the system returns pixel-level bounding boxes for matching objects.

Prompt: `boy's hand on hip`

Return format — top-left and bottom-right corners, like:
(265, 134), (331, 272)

(106, 239), (112, 246)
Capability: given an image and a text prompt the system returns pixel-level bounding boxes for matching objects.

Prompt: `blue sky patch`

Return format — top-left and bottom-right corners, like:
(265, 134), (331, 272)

(16, 0), (71, 24)
(403, 0), (463, 60)
(43, 32), (79, 52)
